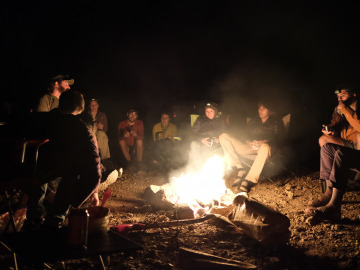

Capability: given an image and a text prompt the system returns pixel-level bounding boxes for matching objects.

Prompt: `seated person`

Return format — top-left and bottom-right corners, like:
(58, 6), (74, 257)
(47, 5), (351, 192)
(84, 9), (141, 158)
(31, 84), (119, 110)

(117, 109), (144, 168)
(307, 97), (360, 220)
(319, 85), (359, 149)
(306, 143), (359, 220)
(88, 98), (111, 161)
(79, 111), (119, 192)
(5, 90), (102, 230)
(152, 111), (177, 165)
(219, 100), (284, 193)
(187, 102), (228, 172)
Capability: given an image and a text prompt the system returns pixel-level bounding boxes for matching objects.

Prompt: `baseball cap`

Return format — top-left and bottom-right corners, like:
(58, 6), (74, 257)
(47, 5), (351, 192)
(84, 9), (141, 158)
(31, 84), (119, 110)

(50, 74), (74, 86)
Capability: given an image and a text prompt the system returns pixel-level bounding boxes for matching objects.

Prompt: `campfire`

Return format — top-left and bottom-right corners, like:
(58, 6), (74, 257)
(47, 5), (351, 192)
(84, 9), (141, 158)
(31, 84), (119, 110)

(150, 155), (236, 216)
(143, 155), (291, 247)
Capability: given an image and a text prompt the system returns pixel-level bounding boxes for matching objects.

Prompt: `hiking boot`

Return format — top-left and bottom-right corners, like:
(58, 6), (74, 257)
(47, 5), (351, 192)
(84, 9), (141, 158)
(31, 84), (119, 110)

(98, 169), (118, 191)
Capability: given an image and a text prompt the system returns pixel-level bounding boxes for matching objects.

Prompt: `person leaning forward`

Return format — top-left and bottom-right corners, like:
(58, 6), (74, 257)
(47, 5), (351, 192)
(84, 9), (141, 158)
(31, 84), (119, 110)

(14, 90), (102, 231)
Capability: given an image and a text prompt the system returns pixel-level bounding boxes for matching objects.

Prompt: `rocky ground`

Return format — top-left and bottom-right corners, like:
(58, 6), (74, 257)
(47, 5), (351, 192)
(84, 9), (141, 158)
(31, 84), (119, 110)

(1, 164), (360, 269)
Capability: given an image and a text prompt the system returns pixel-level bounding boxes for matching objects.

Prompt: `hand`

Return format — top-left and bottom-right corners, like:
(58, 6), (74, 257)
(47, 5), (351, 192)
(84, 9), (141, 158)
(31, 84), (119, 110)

(97, 122), (104, 131)
(124, 131), (130, 138)
(213, 137), (219, 144)
(337, 100), (345, 110)
(201, 137), (211, 147)
(321, 125), (332, 135)
(131, 130), (137, 137)
(90, 192), (99, 206)
(250, 140), (260, 150)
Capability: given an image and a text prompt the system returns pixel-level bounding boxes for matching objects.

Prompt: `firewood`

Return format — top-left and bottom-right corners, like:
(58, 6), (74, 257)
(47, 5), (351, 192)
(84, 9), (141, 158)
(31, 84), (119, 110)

(175, 247), (257, 270)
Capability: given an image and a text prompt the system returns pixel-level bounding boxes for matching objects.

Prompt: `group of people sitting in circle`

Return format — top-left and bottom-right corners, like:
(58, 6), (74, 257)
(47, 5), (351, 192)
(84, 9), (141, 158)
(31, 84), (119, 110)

(2, 74), (359, 232)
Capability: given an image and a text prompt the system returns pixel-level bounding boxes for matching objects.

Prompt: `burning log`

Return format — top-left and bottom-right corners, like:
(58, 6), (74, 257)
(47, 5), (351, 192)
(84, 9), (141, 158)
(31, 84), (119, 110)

(224, 195), (290, 247)
(175, 247), (257, 270)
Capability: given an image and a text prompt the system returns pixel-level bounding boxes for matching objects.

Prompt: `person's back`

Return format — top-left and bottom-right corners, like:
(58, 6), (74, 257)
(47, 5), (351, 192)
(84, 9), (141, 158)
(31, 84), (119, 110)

(21, 90), (101, 231)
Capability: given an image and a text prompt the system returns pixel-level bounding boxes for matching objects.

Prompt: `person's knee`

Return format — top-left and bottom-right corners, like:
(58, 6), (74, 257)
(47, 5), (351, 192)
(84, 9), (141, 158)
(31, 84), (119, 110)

(259, 143), (271, 156)
(319, 135), (326, 147)
(96, 130), (108, 143)
(136, 139), (143, 147)
(219, 133), (229, 143)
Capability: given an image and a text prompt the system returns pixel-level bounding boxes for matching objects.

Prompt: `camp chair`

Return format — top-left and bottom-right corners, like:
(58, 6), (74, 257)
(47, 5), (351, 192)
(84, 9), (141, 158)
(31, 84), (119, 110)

(0, 138), (48, 233)
(236, 114), (295, 187)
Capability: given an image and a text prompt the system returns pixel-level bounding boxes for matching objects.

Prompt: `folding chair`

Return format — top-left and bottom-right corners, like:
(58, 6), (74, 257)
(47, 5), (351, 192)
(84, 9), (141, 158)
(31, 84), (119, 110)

(0, 138), (48, 233)
(236, 114), (296, 187)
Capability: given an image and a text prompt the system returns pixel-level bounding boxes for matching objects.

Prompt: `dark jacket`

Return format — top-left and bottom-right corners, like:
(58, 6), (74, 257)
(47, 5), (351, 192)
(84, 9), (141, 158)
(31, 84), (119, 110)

(192, 116), (228, 142)
(246, 115), (284, 145)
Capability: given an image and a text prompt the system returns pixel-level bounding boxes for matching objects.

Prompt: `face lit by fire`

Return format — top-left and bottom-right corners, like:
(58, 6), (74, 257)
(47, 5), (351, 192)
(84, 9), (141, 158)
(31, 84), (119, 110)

(205, 108), (216, 120)
(128, 112), (138, 123)
(337, 89), (352, 103)
(161, 114), (170, 128)
(90, 100), (99, 113)
(258, 105), (269, 120)
(56, 80), (71, 93)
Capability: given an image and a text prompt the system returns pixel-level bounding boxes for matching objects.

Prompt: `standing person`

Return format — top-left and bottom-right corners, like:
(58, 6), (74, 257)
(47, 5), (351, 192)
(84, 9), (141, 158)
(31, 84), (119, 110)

(19, 90), (101, 230)
(219, 101), (284, 193)
(152, 112), (177, 166)
(319, 85), (359, 149)
(89, 98), (110, 160)
(117, 109), (144, 169)
(37, 74), (74, 112)
(187, 102), (228, 172)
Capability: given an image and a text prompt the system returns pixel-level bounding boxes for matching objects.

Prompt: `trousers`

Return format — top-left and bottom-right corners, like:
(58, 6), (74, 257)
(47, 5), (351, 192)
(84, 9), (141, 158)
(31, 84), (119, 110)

(219, 133), (271, 184)
(320, 143), (360, 191)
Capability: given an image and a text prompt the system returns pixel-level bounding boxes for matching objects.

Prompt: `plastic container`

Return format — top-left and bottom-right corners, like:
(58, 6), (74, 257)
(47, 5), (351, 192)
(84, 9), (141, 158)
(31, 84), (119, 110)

(86, 206), (110, 234)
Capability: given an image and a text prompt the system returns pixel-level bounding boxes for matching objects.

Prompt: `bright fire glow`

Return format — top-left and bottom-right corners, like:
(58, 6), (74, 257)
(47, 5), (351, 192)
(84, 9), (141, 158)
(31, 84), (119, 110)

(161, 155), (234, 212)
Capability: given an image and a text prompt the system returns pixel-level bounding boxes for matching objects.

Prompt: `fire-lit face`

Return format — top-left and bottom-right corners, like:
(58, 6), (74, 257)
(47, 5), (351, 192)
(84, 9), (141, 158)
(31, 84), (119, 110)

(258, 105), (269, 119)
(205, 108), (216, 120)
(337, 89), (352, 102)
(90, 100), (99, 112)
(128, 112), (138, 122)
(161, 114), (170, 128)
(58, 80), (71, 93)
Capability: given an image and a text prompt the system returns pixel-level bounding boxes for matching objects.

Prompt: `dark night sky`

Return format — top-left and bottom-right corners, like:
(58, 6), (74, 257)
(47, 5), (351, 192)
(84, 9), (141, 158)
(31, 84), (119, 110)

(2, 0), (360, 150)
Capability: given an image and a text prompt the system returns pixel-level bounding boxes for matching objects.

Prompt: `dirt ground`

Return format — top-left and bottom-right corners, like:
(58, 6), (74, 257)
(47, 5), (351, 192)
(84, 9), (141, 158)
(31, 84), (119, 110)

(82, 165), (360, 269)
(1, 164), (360, 269)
